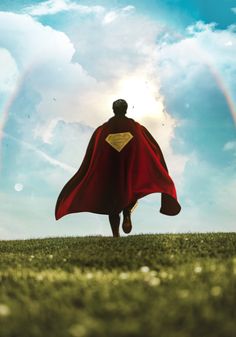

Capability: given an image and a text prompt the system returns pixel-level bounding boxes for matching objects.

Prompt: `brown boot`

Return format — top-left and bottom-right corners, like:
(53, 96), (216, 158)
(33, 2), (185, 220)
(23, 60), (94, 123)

(122, 212), (132, 234)
(108, 213), (120, 237)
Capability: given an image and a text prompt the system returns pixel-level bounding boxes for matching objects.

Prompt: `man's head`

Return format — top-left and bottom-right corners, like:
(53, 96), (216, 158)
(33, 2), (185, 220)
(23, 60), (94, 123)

(112, 99), (128, 116)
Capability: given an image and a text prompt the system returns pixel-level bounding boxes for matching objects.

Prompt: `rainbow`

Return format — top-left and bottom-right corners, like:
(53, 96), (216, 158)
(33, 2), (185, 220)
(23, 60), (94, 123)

(1, 52), (236, 173)
(0, 63), (76, 173)
(208, 64), (236, 125)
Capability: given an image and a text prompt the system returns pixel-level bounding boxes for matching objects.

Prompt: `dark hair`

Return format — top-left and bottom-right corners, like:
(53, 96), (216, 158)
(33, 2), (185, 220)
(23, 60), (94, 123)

(112, 99), (128, 115)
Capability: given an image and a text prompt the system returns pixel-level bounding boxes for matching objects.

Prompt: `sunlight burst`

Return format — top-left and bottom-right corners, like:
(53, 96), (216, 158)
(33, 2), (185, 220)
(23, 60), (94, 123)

(114, 76), (164, 121)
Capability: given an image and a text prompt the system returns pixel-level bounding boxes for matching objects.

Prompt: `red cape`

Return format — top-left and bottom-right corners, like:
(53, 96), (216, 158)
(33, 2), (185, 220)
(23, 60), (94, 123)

(55, 115), (181, 220)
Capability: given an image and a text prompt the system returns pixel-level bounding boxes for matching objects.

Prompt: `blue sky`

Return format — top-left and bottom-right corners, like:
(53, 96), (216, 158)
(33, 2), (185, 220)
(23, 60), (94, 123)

(0, 0), (236, 239)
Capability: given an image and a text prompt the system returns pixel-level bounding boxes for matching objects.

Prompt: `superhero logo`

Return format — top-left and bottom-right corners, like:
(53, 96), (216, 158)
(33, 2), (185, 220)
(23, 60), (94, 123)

(105, 132), (133, 152)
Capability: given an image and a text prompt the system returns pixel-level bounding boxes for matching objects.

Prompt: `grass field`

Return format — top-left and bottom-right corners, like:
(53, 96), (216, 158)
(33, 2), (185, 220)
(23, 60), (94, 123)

(0, 233), (235, 337)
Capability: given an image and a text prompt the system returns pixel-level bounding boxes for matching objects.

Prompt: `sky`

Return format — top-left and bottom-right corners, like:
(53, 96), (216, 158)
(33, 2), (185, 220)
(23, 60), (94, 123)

(0, 0), (236, 239)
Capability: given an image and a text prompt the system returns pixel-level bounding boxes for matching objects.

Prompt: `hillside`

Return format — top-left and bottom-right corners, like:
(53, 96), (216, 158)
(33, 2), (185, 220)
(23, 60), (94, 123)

(0, 233), (235, 337)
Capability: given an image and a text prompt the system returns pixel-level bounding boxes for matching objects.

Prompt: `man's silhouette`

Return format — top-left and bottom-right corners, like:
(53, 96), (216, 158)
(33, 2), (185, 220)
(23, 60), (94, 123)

(55, 99), (181, 237)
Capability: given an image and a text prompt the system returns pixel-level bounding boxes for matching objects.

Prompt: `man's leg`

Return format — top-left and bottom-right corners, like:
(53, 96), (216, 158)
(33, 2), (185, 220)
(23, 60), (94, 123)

(122, 201), (137, 234)
(108, 213), (120, 237)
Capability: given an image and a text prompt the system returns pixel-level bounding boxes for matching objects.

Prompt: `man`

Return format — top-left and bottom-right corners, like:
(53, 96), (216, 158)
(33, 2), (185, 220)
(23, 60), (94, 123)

(55, 99), (181, 237)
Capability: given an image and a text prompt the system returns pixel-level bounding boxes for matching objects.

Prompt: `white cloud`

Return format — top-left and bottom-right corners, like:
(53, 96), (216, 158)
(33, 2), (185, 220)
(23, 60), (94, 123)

(102, 6), (136, 25)
(0, 12), (75, 69)
(0, 10), (180, 143)
(22, 0), (104, 16)
(0, 11), (104, 141)
(2, 10), (236, 237)
(70, 11), (159, 80)
(186, 21), (217, 35)
(0, 8), (189, 238)
(122, 6), (135, 12)
(35, 117), (61, 144)
(0, 48), (19, 93)
(155, 21), (236, 125)
(231, 7), (236, 14)
(14, 183), (24, 192)
(49, 120), (94, 170)
(102, 11), (118, 25)
(3, 131), (76, 173)
(223, 140), (236, 152)
(225, 40), (233, 47)
(151, 22), (236, 230)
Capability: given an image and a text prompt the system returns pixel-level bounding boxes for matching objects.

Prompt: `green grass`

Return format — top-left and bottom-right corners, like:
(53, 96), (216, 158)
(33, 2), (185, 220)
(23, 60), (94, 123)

(0, 233), (235, 337)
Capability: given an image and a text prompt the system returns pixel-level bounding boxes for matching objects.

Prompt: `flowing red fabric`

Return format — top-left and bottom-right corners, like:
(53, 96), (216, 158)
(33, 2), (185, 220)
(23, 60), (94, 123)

(55, 116), (181, 220)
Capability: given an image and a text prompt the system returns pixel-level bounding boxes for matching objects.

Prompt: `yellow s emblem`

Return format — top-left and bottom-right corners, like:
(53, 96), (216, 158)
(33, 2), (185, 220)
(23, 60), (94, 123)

(105, 132), (133, 152)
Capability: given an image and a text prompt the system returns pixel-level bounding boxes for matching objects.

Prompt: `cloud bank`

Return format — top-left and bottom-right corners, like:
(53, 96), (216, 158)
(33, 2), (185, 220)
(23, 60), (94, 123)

(0, 2), (236, 238)
(22, 0), (104, 16)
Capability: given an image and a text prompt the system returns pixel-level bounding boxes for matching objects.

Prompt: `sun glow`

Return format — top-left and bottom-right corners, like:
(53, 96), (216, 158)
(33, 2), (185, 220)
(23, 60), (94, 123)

(114, 76), (164, 121)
